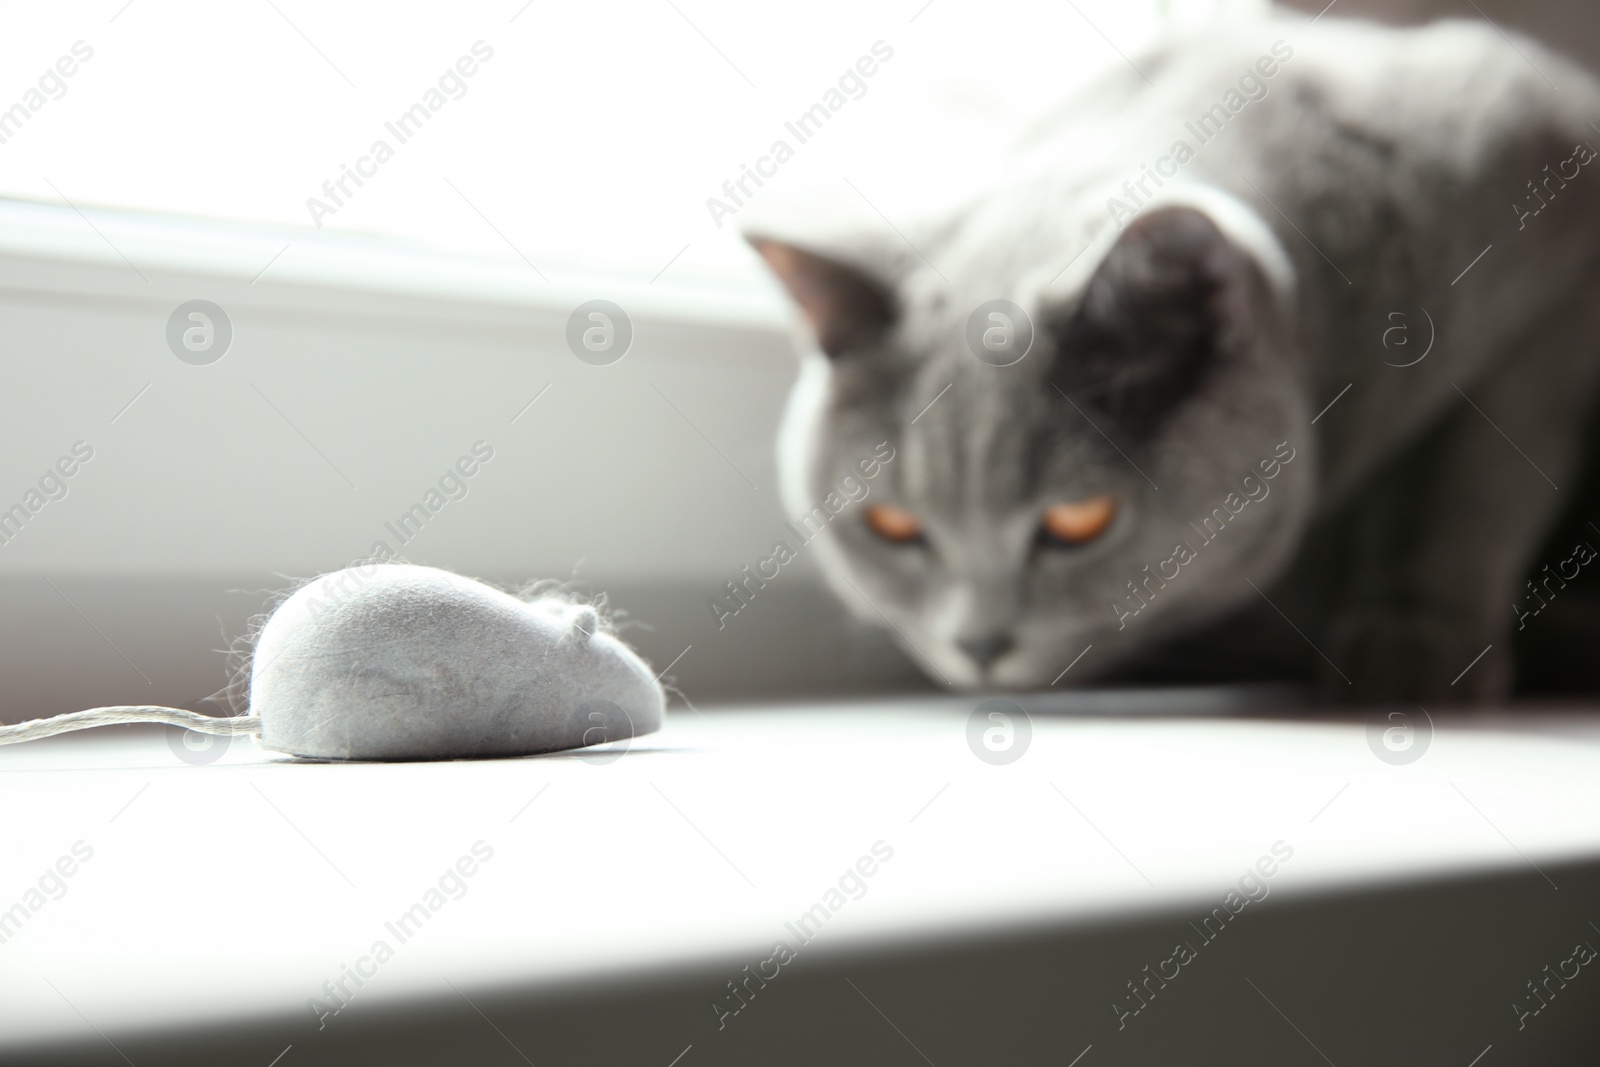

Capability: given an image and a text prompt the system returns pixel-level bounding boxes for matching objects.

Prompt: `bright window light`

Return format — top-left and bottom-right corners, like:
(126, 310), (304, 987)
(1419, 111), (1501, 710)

(0, 0), (1265, 282)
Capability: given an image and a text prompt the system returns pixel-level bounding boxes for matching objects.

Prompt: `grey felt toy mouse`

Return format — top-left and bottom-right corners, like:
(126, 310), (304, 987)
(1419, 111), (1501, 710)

(0, 564), (665, 761)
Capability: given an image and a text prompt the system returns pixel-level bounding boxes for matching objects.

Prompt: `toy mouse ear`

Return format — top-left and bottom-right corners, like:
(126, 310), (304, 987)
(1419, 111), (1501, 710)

(748, 238), (896, 358)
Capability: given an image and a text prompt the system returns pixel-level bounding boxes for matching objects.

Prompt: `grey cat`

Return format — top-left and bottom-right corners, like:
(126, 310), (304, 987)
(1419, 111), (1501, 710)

(745, 14), (1600, 702)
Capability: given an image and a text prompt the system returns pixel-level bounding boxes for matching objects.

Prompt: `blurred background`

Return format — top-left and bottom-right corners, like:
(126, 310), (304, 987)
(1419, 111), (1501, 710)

(0, 0), (1596, 721)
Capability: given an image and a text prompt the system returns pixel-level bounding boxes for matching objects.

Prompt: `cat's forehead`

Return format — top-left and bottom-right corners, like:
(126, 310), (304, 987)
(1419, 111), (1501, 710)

(871, 355), (1105, 515)
(892, 243), (1096, 362)
(891, 278), (1064, 389)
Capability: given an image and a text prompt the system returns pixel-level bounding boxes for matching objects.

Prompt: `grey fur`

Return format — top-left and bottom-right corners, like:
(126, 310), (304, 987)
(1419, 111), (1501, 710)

(748, 15), (1600, 701)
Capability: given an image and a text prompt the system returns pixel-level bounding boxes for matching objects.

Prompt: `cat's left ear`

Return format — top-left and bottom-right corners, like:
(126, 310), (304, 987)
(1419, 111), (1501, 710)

(747, 238), (896, 358)
(1049, 205), (1268, 434)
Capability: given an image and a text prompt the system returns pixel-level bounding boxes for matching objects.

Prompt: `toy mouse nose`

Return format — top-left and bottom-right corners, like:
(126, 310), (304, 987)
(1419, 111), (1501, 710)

(958, 632), (1014, 669)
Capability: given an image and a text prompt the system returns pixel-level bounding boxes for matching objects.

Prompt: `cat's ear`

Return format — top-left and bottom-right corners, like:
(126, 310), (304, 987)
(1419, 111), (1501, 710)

(1051, 206), (1263, 434)
(748, 239), (896, 357)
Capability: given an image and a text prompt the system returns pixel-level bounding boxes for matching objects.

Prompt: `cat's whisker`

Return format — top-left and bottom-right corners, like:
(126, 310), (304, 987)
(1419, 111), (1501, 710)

(1051, 645), (1094, 686)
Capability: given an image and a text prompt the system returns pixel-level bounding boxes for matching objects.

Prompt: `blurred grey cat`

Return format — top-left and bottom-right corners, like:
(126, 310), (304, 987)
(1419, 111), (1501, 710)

(746, 14), (1600, 702)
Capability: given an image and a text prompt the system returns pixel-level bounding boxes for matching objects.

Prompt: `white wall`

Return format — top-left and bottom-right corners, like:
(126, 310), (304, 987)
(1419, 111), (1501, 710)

(0, 203), (933, 718)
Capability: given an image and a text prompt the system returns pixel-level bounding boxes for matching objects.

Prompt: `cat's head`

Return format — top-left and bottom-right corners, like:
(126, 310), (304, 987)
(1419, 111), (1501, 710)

(749, 190), (1318, 689)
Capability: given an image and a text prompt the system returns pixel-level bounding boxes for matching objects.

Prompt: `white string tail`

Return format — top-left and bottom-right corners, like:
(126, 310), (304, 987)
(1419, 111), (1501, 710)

(0, 707), (261, 746)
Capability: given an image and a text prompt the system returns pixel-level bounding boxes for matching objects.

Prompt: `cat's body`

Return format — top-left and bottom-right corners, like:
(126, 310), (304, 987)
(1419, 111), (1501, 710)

(749, 14), (1600, 702)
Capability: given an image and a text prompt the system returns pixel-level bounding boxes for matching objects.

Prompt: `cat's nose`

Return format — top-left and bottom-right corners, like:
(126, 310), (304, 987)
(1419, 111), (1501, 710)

(957, 632), (1014, 669)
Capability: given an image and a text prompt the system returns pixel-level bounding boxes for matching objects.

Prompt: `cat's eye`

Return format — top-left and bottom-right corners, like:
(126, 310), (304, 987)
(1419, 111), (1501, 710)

(864, 504), (924, 545)
(1038, 495), (1117, 547)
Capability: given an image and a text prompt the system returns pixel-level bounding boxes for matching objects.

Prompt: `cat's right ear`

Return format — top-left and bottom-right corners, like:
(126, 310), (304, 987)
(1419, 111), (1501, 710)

(747, 239), (896, 358)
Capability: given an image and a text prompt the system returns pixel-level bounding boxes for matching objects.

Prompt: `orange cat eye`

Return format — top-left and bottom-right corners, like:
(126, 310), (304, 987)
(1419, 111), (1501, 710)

(865, 504), (924, 544)
(1040, 495), (1117, 546)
